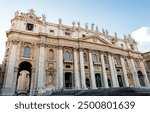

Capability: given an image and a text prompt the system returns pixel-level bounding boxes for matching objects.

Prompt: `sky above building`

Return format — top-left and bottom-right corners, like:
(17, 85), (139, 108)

(0, 0), (150, 63)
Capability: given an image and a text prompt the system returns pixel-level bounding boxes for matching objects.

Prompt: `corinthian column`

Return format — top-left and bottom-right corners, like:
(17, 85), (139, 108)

(100, 53), (109, 88)
(37, 42), (46, 89)
(79, 49), (86, 89)
(58, 46), (63, 89)
(108, 54), (119, 87)
(130, 58), (140, 87)
(73, 48), (80, 89)
(89, 50), (96, 89)
(120, 56), (129, 87)
(3, 39), (19, 95)
(140, 60), (150, 87)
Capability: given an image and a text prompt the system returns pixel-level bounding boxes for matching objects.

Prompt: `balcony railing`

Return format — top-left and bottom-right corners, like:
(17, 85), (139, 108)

(93, 61), (101, 66)
(63, 59), (73, 64)
(115, 64), (122, 68)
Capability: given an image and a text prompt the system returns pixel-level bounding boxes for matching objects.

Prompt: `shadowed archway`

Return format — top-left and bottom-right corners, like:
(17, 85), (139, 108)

(15, 61), (32, 95)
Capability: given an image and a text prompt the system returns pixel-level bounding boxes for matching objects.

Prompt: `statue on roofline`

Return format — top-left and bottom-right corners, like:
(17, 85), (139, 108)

(15, 10), (19, 17)
(58, 18), (62, 24)
(29, 8), (35, 14)
(42, 14), (46, 21)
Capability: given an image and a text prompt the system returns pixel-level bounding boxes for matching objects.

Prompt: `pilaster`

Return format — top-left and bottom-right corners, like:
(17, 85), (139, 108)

(130, 58), (140, 87)
(108, 54), (119, 87)
(73, 48), (80, 89)
(100, 53), (109, 88)
(89, 50), (96, 89)
(120, 56), (129, 87)
(79, 48), (86, 89)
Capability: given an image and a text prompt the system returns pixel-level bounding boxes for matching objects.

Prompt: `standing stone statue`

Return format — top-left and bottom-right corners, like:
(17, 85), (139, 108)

(58, 18), (62, 24)
(124, 34), (126, 39)
(102, 28), (105, 35)
(29, 8), (35, 14)
(85, 23), (88, 29)
(42, 14), (46, 21)
(96, 26), (99, 32)
(15, 10), (19, 17)
(105, 30), (109, 37)
(72, 21), (75, 27)
(114, 32), (117, 38)
(77, 22), (80, 27)
(91, 23), (95, 31)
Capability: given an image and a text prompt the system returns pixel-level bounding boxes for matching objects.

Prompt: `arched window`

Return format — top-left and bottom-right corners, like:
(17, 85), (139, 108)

(23, 46), (30, 58)
(124, 59), (128, 67)
(49, 49), (54, 60)
(138, 71), (146, 87)
(104, 55), (108, 64)
(84, 53), (88, 62)
(93, 54), (97, 62)
(135, 59), (140, 67)
(65, 51), (70, 60)
(114, 56), (121, 65)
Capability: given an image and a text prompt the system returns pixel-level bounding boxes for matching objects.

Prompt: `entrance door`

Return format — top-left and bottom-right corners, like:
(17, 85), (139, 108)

(65, 72), (72, 89)
(16, 61), (32, 96)
(138, 71), (146, 87)
(95, 74), (102, 88)
(86, 78), (90, 89)
(117, 75), (124, 87)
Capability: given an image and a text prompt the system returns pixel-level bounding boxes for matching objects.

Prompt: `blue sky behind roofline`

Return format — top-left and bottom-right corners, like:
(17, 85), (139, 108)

(0, 0), (150, 62)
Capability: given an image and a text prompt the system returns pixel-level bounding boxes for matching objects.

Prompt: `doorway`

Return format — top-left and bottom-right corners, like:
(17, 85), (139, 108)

(65, 72), (72, 89)
(117, 75), (124, 87)
(16, 61), (32, 95)
(95, 73), (102, 88)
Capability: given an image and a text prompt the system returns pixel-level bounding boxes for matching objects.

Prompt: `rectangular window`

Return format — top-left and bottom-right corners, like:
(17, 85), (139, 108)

(82, 34), (86, 37)
(26, 23), (34, 31)
(66, 65), (70, 68)
(84, 66), (88, 69)
(65, 32), (70, 36)
(50, 29), (54, 34)
(130, 44), (134, 50)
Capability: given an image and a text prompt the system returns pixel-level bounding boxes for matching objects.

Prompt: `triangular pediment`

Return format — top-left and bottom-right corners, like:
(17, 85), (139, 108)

(79, 35), (111, 46)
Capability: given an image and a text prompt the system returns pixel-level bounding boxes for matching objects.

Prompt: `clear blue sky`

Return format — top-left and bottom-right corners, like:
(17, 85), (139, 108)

(0, 0), (150, 62)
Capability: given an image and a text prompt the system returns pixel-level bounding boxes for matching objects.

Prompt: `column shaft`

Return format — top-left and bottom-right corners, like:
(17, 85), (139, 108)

(108, 54), (119, 87)
(130, 59), (140, 87)
(120, 57), (129, 87)
(58, 46), (63, 89)
(5, 44), (17, 88)
(74, 49), (80, 89)
(100, 54), (109, 88)
(79, 49), (86, 89)
(140, 61), (150, 87)
(89, 51), (96, 89)
(37, 45), (45, 88)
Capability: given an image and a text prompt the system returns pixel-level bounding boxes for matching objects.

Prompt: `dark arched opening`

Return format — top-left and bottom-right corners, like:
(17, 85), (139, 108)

(86, 78), (90, 89)
(15, 61), (32, 96)
(107, 78), (111, 87)
(95, 73), (102, 88)
(64, 72), (72, 89)
(137, 71), (146, 87)
(117, 75), (124, 87)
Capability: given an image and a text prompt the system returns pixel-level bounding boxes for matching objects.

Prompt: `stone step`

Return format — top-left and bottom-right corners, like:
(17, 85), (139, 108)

(50, 87), (150, 96)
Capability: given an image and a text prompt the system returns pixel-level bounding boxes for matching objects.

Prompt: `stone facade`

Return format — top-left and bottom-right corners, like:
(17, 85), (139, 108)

(142, 51), (150, 82)
(1, 9), (150, 95)
(0, 64), (3, 89)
